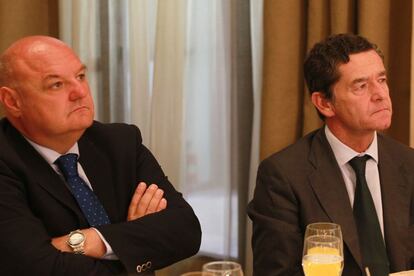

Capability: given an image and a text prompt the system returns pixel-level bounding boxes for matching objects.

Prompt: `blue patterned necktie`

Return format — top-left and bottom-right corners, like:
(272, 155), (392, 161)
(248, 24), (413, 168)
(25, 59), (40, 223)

(55, 153), (110, 227)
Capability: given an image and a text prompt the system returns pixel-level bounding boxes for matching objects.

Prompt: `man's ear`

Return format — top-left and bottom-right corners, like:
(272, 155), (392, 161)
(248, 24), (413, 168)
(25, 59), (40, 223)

(0, 87), (22, 117)
(311, 92), (335, 118)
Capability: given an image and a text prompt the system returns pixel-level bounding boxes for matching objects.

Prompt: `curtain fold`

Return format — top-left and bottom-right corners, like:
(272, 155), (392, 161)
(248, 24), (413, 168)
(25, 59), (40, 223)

(260, 0), (306, 160)
(150, 0), (187, 187)
(0, 0), (58, 52)
(229, 0), (253, 267)
(386, 1), (412, 145)
(182, 0), (234, 257)
(61, 0), (103, 119)
(128, 0), (157, 144)
(245, 1), (264, 275)
(59, 2), (253, 275)
(411, 2), (414, 147)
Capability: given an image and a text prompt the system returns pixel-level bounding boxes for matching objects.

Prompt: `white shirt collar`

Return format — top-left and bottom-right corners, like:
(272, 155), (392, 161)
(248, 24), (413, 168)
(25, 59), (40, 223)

(324, 125), (378, 166)
(25, 138), (80, 165)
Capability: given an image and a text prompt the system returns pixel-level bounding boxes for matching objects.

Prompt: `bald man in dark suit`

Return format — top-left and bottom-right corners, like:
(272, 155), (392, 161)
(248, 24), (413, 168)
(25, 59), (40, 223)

(0, 36), (201, 275)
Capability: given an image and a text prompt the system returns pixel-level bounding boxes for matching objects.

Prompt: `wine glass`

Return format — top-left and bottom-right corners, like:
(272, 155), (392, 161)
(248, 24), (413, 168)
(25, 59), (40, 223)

(180, 272), (215, 276)
(305, 223), (343, 254)
(202, 261), (244, 276)
(302, 222), (344, 276)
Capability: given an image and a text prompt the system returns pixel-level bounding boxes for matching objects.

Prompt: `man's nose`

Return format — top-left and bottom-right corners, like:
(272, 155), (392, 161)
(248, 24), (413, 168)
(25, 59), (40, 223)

(69, 81), (88, 100)
(371, 81), (389, 101)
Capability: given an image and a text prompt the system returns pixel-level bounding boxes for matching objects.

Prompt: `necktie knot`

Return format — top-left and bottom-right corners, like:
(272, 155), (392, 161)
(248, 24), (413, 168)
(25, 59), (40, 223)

(55, 153), (79, 179)
(349, 155), (370, 176)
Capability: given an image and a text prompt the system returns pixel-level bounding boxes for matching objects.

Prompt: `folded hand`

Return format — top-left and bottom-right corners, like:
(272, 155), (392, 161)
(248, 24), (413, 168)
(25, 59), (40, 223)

(127, 182), (167, 221)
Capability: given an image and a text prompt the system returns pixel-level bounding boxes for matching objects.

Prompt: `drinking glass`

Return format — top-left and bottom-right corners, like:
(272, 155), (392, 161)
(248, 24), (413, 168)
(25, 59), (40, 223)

(180, 272), (215, 276)
(202, 261), (244, 276)
(302, 222), (344, 276)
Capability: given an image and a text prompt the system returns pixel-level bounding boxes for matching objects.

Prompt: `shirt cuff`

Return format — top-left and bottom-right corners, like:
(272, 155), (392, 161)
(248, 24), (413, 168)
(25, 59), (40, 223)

(92, 228), (118, 260)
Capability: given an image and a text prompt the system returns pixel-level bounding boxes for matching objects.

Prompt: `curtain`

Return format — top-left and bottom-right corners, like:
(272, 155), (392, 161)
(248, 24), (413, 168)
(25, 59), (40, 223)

(411, 2), (414, 147)
(244, 1), (264, 275)
(150, 0), (187, 188)
(128, 0), (158, 149)
(0, 0), (58, 51)
(59, 1), (253, 274)
(59, 0), (102, 118)
(0, 0), (59, 118)
(179, 0), (252, 263)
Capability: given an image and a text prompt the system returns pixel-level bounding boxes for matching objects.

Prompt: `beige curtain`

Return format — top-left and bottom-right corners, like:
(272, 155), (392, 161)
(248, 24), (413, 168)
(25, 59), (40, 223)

(260, 0), (412, 160)
(150, 0), (187, 188)
(0, 0), (58, 52)
(59, 0), (102, 119)
(411, 2), (414, 147)
(244, 1), (263, 276)
(0, 0), (59, 117)
(128, 0), (157, 146)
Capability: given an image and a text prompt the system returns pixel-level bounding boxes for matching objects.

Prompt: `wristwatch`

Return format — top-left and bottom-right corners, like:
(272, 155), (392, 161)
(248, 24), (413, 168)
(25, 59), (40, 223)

(67, 229), (85, 254)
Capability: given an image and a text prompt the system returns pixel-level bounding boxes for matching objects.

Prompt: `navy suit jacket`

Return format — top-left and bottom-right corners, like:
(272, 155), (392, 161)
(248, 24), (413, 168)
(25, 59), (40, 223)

(248, 128), (414, 276)
(0, 118), (201, 275)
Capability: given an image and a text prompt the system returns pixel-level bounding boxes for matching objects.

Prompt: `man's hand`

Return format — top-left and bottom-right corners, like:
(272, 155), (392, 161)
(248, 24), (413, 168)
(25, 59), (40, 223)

(51, 228), (106, 258)
(127, 182), (167, 221)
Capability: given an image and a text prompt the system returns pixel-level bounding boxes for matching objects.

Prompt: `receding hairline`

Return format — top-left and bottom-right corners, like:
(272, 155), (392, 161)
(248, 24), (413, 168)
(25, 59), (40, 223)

(0, 36), (75, 87)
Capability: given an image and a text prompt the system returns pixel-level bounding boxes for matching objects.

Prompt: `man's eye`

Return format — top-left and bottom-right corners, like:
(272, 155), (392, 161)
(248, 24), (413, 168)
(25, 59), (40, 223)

(77, 74), (86, 81)
(51, 82), (63, 89)
(353, 83), (366, 91)
(378, 77), (387, 83)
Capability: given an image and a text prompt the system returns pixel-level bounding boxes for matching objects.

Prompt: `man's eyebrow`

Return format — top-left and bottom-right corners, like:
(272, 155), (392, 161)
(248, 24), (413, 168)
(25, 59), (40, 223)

(377, 70), (387, 77)
(350, 70), (387, 85)
(42, 65), (87, 81)
(79, 64), (87, 72)
(350, 77), (368, 85)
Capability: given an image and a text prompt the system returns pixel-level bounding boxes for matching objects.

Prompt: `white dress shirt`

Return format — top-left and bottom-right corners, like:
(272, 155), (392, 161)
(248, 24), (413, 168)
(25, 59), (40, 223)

(26, 139), (117, 259)
(325, 126), (385, 238)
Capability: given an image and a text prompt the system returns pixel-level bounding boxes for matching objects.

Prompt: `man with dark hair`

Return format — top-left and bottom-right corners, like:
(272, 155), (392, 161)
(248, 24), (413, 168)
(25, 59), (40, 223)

(248, 33), (414, 275)
(0, 36), (201, 275)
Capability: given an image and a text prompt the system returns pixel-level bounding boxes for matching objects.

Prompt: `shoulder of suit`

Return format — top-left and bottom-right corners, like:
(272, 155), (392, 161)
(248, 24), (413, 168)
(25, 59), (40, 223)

(377, 132), (414, 160)
(259, 128), (322, 170)
(82, 121), (143, 146)
(87, 121), (141, 136)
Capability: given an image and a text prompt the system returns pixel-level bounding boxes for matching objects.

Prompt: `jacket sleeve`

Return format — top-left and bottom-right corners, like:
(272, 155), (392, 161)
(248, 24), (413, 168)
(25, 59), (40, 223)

(95, 125), (202, 275)
(247, 158), (304, 276)
(0, 159), (121, 276)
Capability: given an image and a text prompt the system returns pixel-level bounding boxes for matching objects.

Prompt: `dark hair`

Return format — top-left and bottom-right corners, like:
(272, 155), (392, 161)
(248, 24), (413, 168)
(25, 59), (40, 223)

(304, 33), (383, 118)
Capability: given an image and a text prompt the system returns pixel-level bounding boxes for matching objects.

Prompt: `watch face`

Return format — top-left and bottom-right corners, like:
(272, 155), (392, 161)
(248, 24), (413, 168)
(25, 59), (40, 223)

(69, 232), (84, 245)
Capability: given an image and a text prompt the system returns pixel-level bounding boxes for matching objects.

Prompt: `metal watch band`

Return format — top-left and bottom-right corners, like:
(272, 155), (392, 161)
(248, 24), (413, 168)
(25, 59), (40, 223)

(67, 229), (85, 255)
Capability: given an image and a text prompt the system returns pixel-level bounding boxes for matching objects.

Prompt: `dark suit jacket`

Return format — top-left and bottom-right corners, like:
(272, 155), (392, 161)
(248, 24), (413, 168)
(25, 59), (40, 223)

(0, 118), (201, 275)
(248, 127), (414, 276)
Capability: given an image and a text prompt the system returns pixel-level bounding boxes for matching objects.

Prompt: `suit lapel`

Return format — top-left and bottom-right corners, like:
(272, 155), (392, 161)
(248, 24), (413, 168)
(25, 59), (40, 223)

(78, 134), (121, 223)
(308, 129), (363, 269)
(5, 121), (121, 226)
(377, 136), (410, 270)
(5, 122), (84, 220)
